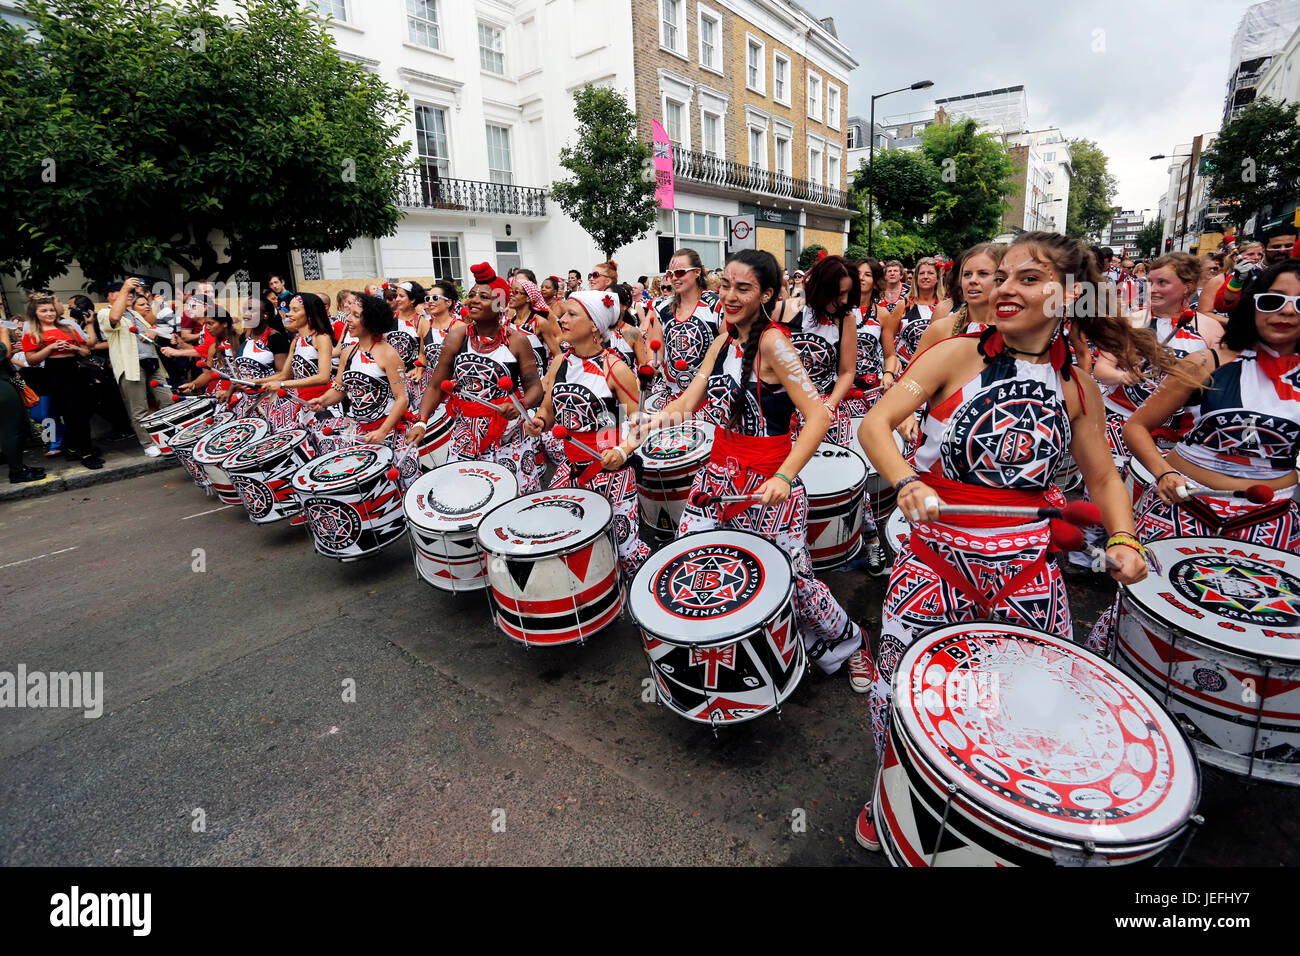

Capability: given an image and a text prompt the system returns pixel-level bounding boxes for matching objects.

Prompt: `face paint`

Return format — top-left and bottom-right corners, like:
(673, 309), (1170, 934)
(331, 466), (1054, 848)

(769, 335), (820, 401)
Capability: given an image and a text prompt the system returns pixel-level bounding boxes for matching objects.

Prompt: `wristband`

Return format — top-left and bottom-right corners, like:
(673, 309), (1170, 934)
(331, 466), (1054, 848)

(882, 369), (896, 378)
(895, 475), (922, 495)
(611, 446), (628, 465)
(1227, 274), (1244, 291)
(1154, 470), (1180, 483)
(774, 472), (793, 487)
(1107, 532), (1146, 557)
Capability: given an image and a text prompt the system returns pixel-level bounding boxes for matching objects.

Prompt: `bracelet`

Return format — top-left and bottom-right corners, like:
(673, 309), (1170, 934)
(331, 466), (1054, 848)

(1154, 470), (1180, 483)
(882, 369), (896, 379)
(774, 472), (793, 487)
(611, 446), (628, 464)
(1107, 532), (1146, 557)
(895, 475), (922, 494)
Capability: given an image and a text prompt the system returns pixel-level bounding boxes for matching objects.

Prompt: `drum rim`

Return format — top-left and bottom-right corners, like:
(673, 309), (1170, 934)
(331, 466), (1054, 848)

(638, 421), (716, 470)
(191, 418), (272, 464)
(170, 414), (235, 449)
(224, 429), (312, 469)
(629, 528), (795, 641)
(1122, 536), (1300, 662)
(291, 443), (394, 490)
(800, 441), (868, 493)
(475, 486), (615, 558)
(890, 619), (1201, 846)
(404, 461), (519, 531)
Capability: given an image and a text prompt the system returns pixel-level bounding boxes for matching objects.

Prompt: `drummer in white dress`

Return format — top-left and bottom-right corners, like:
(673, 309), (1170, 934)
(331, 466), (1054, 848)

(258, 293), (336, 424)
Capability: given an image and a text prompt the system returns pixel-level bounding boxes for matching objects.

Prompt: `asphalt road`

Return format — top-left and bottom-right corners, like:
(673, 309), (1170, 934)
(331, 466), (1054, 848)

(0, 471), (1296, 866)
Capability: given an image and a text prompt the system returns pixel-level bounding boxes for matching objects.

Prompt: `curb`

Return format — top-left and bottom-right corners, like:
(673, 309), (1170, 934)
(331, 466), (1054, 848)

(0, 457), (181, 504)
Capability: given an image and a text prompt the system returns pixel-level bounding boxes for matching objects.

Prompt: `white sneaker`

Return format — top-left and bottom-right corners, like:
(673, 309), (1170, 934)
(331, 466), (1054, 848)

(143, 446), (162, 458)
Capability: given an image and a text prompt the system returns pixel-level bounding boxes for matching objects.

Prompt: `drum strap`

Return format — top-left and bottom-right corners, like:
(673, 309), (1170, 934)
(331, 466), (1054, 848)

(1179, 495), (1291, 536)
(906, 532), (1048, 615)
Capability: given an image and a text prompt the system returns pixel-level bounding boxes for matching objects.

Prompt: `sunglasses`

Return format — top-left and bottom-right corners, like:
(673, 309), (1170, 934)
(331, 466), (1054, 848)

(588, 271), (608, 281)
(425, 294), (448, 303)
(1254, 292), (1300, 313)
(662, 267), (700, 280)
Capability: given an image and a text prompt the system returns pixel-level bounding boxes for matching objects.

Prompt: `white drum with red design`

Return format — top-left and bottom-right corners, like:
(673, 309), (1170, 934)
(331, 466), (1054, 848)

(477, 488), (622, 645)
(851, 419), (906, 522)
(139, 396), (216, 456)
(884, 508), (911, 560)
(1125, 454), (1158, 509)
(416, 403), (453, 472)
(877, 622), (1199, 867)
(405, 461), (518, 592)
(801, 442), (867, 571)
(170, 412), (234, 491)
(1114, 536), (1300, 786)
(629, 531), (802, 727)
(291, 445), (407, 561)
(224, 429), (318, 524)
(191, 418), (272, 505)
(637, 421), (715, 546)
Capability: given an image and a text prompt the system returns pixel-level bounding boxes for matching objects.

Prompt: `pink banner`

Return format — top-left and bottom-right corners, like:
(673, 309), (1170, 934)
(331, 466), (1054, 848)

(652, 120), (674, 210)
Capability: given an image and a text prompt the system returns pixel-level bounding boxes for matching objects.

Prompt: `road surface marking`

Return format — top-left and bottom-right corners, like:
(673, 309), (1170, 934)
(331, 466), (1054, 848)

(181, 505), (236, 520)
(0, 546), (78, 570)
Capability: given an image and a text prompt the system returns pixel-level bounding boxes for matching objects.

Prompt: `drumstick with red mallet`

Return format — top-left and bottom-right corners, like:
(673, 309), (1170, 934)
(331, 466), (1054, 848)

(690, 490), (762, 507)
(550, 425), (606, 461)
(1176, 483), (1274, 504)
(1050, 522), (1122, 571)
(914, 500), (1102, 525)
(495, 375), (535, 422)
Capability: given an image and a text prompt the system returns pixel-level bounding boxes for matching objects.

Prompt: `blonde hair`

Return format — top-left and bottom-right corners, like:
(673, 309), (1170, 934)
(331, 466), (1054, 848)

(911, 257), (942, 304)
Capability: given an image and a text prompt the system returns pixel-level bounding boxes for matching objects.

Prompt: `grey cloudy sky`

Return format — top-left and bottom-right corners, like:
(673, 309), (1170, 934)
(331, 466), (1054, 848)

(823, 0), (1262, 220)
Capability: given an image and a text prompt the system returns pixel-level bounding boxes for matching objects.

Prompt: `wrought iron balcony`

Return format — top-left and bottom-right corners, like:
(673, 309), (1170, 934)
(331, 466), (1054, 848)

(671, 145), (851, 210)
(398, 167), (547, 217)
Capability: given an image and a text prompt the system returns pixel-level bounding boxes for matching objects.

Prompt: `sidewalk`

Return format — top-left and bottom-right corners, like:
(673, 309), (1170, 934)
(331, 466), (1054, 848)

(1, 442), (180, 504)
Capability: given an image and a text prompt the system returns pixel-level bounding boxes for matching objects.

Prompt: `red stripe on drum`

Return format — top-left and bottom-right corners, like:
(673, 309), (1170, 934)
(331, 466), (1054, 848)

(496, 591), (624, 645)
(491, 566), (619, 615)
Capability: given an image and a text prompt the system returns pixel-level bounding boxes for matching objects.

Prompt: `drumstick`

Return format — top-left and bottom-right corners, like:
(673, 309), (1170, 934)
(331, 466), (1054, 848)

(648, 338), (663, 371)
(689, 490), (761, 507)
(551, 425), (604, 461)
(443, 379), (504, 415)
(1051, 522), (1121, 571)
(1176, 483), (1274, 504)
(917, 500), (1101, 526)
(1159, 309), (1196, 345)
(495, 375), (535, 421)
(633, 363), (656, 427)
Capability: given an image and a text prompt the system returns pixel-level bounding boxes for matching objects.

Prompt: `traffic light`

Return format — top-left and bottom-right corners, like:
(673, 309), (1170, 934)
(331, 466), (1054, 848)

(1164, 238), (1172, 251)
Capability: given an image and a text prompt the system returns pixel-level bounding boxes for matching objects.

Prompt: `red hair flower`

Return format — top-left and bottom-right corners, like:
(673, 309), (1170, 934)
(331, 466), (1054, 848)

(601, 294), (615, 308)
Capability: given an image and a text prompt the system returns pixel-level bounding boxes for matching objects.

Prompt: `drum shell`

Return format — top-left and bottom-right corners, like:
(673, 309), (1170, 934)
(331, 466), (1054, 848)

(884, 508), (910, 560)
(224, 431), (318, 524)
(1125, 454), (1157, 509)
(1114, 597), (1300, 786)
(852, 418), (904, 522)
(417, 404), (454, 472)
(292, 447), (407, 560)
(404, 461), (519, 592)
(192, 418), (272, 506)
(637, 423), (715, 545)
(139, 397), (215, 456)
(171, 412), (235, 489)
(409, 525), (489, 591)
(803, 444), (867, 571)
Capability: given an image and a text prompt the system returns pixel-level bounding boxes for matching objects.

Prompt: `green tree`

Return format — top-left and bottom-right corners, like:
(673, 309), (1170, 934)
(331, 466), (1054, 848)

(0, 0), (411, 289)
(798, 244), (827, 270)
(551, 85), (658, 260)
(1201, 98), (1300, 234)
(1134, 217), (1165, 258)
(854, 151), (938, 224)
(1066, 139), (1118, 241)
(921, 120), (1015, 253)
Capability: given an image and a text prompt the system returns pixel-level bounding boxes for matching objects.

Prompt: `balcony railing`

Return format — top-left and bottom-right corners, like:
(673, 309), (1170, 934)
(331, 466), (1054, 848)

(398, 167), (547, 217)
(671, 145), (851, 209)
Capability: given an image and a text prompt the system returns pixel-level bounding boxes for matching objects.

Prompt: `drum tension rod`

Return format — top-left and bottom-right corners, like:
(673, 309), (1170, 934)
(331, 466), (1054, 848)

(929, 784), (958, 867)
(1246, 660), (1274, 782)
(1170, 814), (1205, 868)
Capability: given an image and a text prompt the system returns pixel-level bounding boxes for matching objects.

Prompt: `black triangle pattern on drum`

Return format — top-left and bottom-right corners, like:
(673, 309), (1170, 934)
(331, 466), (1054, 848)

(908, 789), (967, 858)
(505, 558), (533, 593)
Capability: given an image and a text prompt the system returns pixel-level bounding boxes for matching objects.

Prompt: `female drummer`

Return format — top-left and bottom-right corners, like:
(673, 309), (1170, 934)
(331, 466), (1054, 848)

(230, 298), (291, 422)
(306, 293), (417, 486)
(636, 249), (870, 691)
(386, 280), (426, 405)
(407, 264), (543, 492)
(914, 243), (1006, 354)
(788, 254), (858, 447)
(524, 290), (651, 579)
(540, 275), (565, 315)
(841, 258), (888, 420)
(644, 248), (720, 406)
(882, 256), (942, 374)
(417, 280), (461, 373)
(853, 231), (1161, 852)
(508, 274), (558, 373)
(260, 293), (336, 419)
(611, 283), (652, 370)
(1092, 252), (1209, 465)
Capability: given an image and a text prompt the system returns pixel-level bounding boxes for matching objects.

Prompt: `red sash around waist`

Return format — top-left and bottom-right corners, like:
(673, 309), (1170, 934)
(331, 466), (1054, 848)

(919, 473), (1056, 530)
(710, 429), (789, 480)
(561, 427), (620, 484)
(449, 395), (508, 453)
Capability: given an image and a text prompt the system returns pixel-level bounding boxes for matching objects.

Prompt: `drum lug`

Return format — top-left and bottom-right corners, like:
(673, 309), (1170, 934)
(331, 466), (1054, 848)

(928, 784), (958, 867)
(1170, 814), (1205, 868)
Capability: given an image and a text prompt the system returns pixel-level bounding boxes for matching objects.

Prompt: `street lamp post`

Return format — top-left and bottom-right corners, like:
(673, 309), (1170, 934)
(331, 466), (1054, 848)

(1033, 197), (1063, 230)
(867, 79), (934, 257)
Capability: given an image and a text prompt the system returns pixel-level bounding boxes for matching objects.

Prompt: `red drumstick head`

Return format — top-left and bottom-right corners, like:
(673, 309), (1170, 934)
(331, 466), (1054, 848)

(638, 364), (655, 378)
(129, 326), (139, 333)
(650, 339), (663, 352)
(385, 468), (400, 482)
(196, 360), (207, 369)
(496, 375), (513, 391)
(228, 393), (240, 407)
(414, 358), (424, 368)
(276, 388), (288, 398)
(1049, 520), (1084, 553)
(148, 379), (160, 387)
(1245, 484), (1276, 505)
(1061, 500), (1102, 527)
(862, 373), (880, 388)
(204, 417), (215, 425)
(552, 425), (569, 440)
(170, 394), (181, 403)
(321, 426), (333, 436)
(673, 359), (688, 371)
(443, 378), (458, 392)
(689, 490), (712, 508)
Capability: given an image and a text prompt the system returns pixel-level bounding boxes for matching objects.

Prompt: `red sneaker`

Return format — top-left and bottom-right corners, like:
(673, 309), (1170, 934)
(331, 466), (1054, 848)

(847, 648), (874, 694)
(855, 802), (880, 852)
(290, 514), (308, 527)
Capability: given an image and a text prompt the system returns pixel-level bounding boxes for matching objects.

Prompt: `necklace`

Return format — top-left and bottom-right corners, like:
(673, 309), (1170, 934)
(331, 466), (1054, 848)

(469, 321), (507, 353)
(1002, 339), (1052, 358)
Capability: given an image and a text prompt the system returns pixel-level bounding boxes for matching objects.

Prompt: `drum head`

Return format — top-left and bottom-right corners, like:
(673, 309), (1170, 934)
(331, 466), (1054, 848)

(850, 423), (904, 474)
(801, 442), (867, 495)
(1127, 454), (1155, 484)
(885, 508), (910, 553)
(225, 430), (309, 469)
(171, 413), (233, 450)
(293, 445), (392, 491)
(1127, 537), (1300, 661)
(405, 461), (517, 531)
(640, 422), (714, 470)
(192, 418), (271, 464)
(629, 530), (794, 643)
(477, 488), (613, 556)
(892, 622), (1198, 848)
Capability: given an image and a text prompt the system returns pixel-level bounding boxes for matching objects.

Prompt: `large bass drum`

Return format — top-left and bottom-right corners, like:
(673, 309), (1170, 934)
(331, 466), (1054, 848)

(191, 418), (272, 506)
(290, 445), (407, 561)
(404, 460), (517, 592)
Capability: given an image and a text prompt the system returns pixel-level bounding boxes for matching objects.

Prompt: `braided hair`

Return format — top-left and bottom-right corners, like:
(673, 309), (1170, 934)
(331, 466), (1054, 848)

(724, 249), (782, 432)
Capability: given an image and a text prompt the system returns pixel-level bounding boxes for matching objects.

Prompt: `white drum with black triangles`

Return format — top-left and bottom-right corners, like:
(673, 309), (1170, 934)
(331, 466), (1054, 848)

(139, 396), (215, 456)
(1114, 537), (1300, 785)
(629, 530), (802, 727)
(477, 488), (622, 645)
(884, 508), (910, 560)
(637, 421), (715, 546)
(170, 411), (234, 491)
(192, 417), (272, 505)
(416, 402), (453, 472)
(1124, 453), (1158, 509)
(801, 442), (867, 571)
(224, 429), (318, 524)
(877, 622), (1199, 867)
(291, 445), (406, 561)
(851, 418), (906, 522)
(405, 461), (517, 592)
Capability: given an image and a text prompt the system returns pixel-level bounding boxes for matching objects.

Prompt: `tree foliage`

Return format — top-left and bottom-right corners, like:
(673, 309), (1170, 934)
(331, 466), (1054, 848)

(921, 120), (1015, 254)
(551, 85), (658, 260)
(798, 244), (826, 270)
(1065, 139), (1118, 242)
(0, 0), (411, 289)
(855, 150), (938, 224)
(1134, 217), (1164, 259)
(1201, 98), (1300, 234)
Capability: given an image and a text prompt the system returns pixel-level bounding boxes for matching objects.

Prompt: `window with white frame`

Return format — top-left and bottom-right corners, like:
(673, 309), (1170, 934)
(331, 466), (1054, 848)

(698, 8), (720, 72)
(479, 22), (505, 74)
(774, 132), (791, 176)
(773, 52), (790, 105)
(746, 36), (764, 93)
(340, 237), (378, 278)
(664, 98), (685, 145)
(808, 145), (823, 185)
(675, 210), (725, 268)
(748, 127), (766, 170)
(807, 71), (821, 121)
(415, 104), (450, 177)
(1044, 152), (1055, 162)
(431, 234), (463, 284)
(826, 83), (840, 129)
(660, 0), (684, 54)
(702, 112), (722, 157)
(495, 240), (521, 273)
(485, 125), (513, 184)
(827, 151), (841, 190)
(314, 0), (346, 20)
(406, 0), (439, 49)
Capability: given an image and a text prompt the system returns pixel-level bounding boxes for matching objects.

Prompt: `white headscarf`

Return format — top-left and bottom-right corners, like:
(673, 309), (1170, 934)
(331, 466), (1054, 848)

(567, 290), (619, 345)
